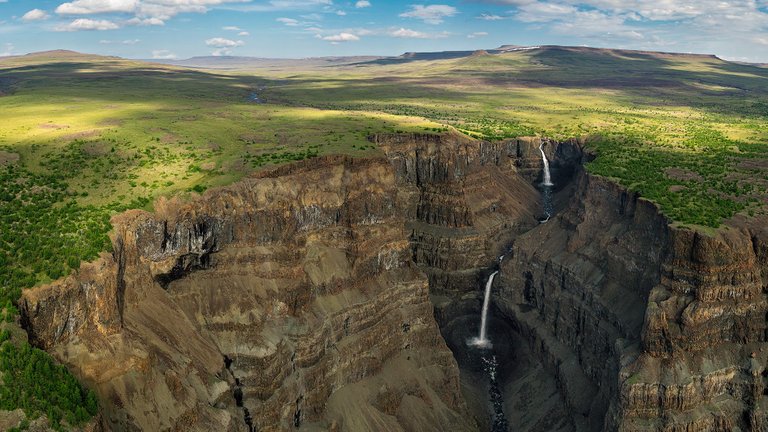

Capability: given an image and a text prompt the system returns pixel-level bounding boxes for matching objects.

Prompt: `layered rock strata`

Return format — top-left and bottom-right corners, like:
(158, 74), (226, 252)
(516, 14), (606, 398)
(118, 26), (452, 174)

(20, 155), (473, 431)
(19, 131), (768, 432)
(497, 166), (768, 431)
(372, 133), (581, 325)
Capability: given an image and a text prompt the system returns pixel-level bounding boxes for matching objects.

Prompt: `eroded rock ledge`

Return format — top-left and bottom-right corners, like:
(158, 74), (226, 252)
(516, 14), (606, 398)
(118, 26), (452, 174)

(496, 167), (768, 431)
(20, 153), (474, 431)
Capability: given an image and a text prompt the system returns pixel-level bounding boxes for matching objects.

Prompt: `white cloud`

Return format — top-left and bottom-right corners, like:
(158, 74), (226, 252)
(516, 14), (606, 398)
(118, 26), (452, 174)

(400, 4), (458, 24)
(336, 10), (347, 16)
(216, 0), (332, 12)
(390, 28), (428, 38)
(477, 13), (505, 20)
(152, 49), (177, 59)
(510, 2), (641, 40)
(355, 1), (371, 7)
(468, 31), (489, 38)
(223, 26), (250, 36)
(499, 0), (768, 29)
(126, 17), (164, 25)
(515, 2), (578, 22)
(206, 37), (245, 47)
(467, 0), (535, 3)
(321, 32), (360, 42)
(269, 0), (331, 8)
(388, 27), (450, 39)
(56, 18), (120, 31)
(56, 0), (137, 15)
(99, 38), (141, 44)
(55, 0), (252, 23)
(21, 9), (50, 21)
(277, 17), (300, 26)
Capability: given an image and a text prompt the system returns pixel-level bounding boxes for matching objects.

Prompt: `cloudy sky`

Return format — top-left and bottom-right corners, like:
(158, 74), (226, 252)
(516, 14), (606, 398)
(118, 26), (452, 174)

(1, 0), (767, 61)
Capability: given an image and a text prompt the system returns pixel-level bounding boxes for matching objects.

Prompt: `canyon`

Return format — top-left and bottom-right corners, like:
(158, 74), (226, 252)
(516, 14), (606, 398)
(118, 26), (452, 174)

(19, 133), (768, 431)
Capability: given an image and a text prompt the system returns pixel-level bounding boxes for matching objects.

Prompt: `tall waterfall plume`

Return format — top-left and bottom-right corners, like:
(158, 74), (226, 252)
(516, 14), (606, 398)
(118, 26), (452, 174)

(469, 271), (499, 349)
(539, 143), (554, 223)
(539, 143), (554, 187)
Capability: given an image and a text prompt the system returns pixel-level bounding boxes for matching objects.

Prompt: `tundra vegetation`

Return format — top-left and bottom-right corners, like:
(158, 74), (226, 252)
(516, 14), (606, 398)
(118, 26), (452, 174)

(0, 46), (766, 427)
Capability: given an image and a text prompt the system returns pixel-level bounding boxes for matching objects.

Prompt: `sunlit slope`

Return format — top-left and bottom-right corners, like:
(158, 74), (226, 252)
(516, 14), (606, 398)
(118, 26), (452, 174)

(257, 46), (768, 228)
(0, 51), (440, 306)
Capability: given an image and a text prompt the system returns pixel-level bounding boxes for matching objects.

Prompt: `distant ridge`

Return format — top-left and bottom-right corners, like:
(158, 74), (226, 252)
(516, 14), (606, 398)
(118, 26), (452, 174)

(153, 55), (385, 69)
(540, 45), (722, 60)
(0, 49), (126, 67)
(8, 49), (118, 60)
(347, 45), (726, 66)
(1, 45), (747, 71)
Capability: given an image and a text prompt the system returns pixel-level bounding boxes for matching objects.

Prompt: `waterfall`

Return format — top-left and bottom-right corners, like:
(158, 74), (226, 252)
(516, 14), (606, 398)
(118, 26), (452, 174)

(539, 143), (554, 223)
(469, 271), (499, 349)
(539, 143), (554, 187)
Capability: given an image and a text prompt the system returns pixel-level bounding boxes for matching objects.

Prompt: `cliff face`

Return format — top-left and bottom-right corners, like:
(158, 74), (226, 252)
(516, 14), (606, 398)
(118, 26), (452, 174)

(496, 171), (671, 430)
(496, 166), (768, 431)
(373, 132), (768, 431)
(620, 215), (768, 431)
(372, 133), (587, 430)
(18, 132), (768, 432)
(372, 133), (581, 324)
(20, 155), (473, 432)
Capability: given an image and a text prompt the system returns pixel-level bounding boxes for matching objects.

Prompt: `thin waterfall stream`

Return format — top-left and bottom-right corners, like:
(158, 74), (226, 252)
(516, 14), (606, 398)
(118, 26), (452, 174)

(539, 143), (554, 187)
(539, 143), (555, 223)
(469, 271), (499, 349)
(465, 263), (509, 430)
(458, 144), (557, 429)
(444, 141), (572, 431)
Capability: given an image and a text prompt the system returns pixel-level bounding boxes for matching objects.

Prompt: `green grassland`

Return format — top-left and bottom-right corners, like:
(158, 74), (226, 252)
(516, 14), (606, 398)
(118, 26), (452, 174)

(252, 47), (768, 228)
(0, 46), (767, 428)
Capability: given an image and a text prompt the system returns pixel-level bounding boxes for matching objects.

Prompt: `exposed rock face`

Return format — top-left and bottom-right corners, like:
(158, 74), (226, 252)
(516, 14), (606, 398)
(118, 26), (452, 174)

(19, 132), (768, 432)
(617, 216), (768, 431)
(496, 170), (670, 430)
(20, 155), (473, 431)
(372, 132), (768, 431)
(372, 133), (581, 324)
(373, 133), (586, 429)
(496, 165), (768, 431)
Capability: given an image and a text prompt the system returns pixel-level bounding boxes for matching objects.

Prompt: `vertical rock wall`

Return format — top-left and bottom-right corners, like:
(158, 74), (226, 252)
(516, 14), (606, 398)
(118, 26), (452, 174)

(20, 155), (474, 432)
(497, 165), (768, 431)
(372, 133), (582, 325)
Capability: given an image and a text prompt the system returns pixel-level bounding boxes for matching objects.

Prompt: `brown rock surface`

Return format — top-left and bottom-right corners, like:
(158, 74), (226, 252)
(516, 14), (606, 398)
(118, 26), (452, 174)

(496, 164), (768, 431)
(20, 154), (473, 431)
(372, 133), (582, 322)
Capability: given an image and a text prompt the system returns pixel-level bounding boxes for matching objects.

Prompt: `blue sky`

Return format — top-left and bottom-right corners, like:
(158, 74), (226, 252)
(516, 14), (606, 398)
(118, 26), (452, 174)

(1, 0), (767, 62)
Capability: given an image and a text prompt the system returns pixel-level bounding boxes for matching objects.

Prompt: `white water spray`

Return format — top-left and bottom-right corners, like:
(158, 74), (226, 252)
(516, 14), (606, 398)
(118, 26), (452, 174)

(469, 271), (499, 349)
(539, 143), (554, 224)
(539, 143), (554, 187)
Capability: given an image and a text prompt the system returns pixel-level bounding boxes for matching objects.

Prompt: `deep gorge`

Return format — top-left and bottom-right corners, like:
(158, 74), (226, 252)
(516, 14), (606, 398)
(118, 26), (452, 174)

(18, 133), (768, 431)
